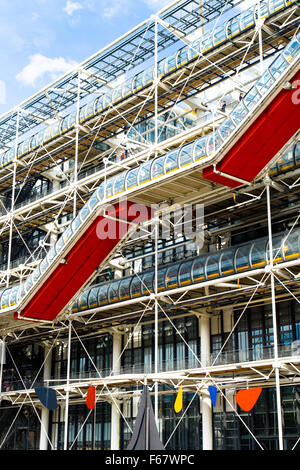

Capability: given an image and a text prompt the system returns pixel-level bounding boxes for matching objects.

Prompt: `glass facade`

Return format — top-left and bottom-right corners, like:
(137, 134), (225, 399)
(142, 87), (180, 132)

(214, 387), (300, 450)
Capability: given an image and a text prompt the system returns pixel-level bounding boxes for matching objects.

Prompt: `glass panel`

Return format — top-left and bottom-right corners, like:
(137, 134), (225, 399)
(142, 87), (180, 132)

(43, 127), (52, 142)
(71, 299), (79, 313)
(32, 264), (41, 283)
(269, 55), (287, 79)
(138, 161), (151, 184)
(78, 291), (89, 311)
(240, 9), (255, 29)
(95, 96), (103, 113)
(79, 205), (90, 223)
(227, 16), (241, 39)
(51, 121), (61, 138)
(281, 230), (300, 261)
(39, 257), (49, 274)
(267, 235), (284, 264)
(24, 275), (34, 293)
(157, 268), (167, 292)
(103, 89), (113, 108)
(1, 289), (10, 309)
(112, 86), (123, 103)
(165, 149), (179, 173)
(98, 285), (109, 305)
(88, 287), (99, 309)
(213, 25), (226, 47)
(122, 79), (133, 98)
(134, 73), (144, 91)
(151, 156), (165, 179)
(108, 281), (121, 303)
(143, 67), (154, 85)
(113, 172), (126, 195)
(269, 0), (286, 14)
(79, 105), (88, 123)
(141, 272), (154, 294)
(235, 245), (250, 271)
(206, 254), (220, 279)
(88, 192), (99, 211)
(9, 286), (19, 306)
(71, 215), (81, 232)
(243, 86), (262, 110)
(250, 239), (267, 268)
(190, 39), (201, 57)
(165, 53), (177, 73)
(218, 118), (236, 141)
(130, 275), (142, 298)
(30, 135), (37, 150)
(36, 130), (44, 146)
(231, 102), (248, 125)
(192, 258), (205, 282)
(68, 112), (76, 128)
(177, 47), (188, 67)
(61, 116), (69, 133)
(206, 132), (222, 156)
(119, 278), (131, 300)
(104, 176), (116, 197)
(157, 60), (166, 77)
(20, 140), (30, 156)
(179, 261), (192, 285)
(179, 142), (194, 167)
(282, 36), (300, 63)
(125, 168), (138, 190)
(194, 137), (207, 161)
(255, 0), (269, 19)
(276, 148), (295, 173)
(97, 183), (104, 201)
(201, 33), (213, 53)
(256, 71), (275, 97)
(46, 247), (57, 264)
(166, 264), (179, 289)
(220, 250), (235, 276)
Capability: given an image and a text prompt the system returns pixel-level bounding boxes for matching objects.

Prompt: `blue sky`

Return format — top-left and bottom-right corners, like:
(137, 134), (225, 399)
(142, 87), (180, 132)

(0, 0), (172, 115)
(0, 0), (253, 116)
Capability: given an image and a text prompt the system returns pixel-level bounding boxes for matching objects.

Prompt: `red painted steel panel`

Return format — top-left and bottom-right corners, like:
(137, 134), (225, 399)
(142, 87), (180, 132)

(203, 69), (300, 187)
(16, 201), (152, 321)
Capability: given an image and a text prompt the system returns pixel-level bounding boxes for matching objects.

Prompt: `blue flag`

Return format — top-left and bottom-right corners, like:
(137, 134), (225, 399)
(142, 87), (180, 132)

(208, 385), (217, 407)
(35, 387), (57, 410)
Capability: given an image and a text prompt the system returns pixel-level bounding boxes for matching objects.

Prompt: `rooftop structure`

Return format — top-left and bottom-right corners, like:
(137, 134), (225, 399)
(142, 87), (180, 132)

(0, 0), (300, 451)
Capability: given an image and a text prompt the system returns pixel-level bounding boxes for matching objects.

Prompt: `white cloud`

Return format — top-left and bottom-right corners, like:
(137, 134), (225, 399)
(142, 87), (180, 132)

(16, 54), (78, 86)
(63, 0), (83, 16)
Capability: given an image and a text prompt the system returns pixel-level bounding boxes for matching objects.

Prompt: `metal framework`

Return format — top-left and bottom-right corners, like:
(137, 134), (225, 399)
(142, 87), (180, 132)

(0, 0), (300, 451)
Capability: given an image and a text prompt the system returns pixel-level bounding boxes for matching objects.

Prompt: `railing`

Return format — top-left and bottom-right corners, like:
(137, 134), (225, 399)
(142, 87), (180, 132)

(2, 341), (300, 393)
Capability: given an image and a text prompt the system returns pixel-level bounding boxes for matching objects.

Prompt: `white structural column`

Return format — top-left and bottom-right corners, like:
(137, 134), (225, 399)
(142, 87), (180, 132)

(111, 331), (122, 450)
(201, 387), (213, 450)
(200, 315), (213, 450)
(265, 178), (284, 450)
(39, 345), (52, 450)
(64, 320), (72, 450)
(200, 316), (211, 367)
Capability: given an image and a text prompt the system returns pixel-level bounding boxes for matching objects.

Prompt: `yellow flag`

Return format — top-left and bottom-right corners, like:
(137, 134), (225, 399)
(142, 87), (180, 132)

(174, 386), (183, 413)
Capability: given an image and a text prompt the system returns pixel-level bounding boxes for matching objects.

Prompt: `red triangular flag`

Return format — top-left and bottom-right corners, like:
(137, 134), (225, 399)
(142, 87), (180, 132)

(86, 386), (96, 410)
(235, 387), (262, 412)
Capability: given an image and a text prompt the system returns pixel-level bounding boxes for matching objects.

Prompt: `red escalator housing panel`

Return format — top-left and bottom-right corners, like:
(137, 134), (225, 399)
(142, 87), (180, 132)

(15, 201), (152, 322)
(203, 69), (300, 188)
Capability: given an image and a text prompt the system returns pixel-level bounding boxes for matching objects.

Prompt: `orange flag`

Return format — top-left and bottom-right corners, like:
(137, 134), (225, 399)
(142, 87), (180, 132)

(235, 387), (262, 412)
(86, 386), (96, 410)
